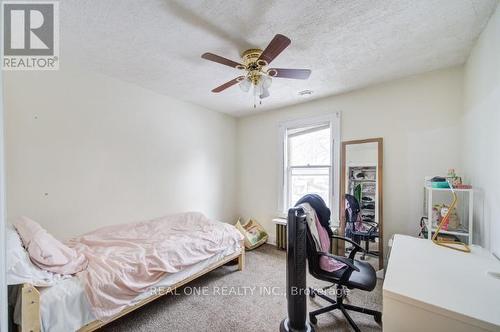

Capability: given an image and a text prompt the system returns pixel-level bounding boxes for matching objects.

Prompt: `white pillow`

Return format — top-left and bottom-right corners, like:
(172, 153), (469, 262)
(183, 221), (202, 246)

(6, 224), (69, 286)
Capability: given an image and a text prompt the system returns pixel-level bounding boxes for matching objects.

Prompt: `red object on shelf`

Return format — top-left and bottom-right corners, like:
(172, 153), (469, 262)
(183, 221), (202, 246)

(453, 184), (472, 189)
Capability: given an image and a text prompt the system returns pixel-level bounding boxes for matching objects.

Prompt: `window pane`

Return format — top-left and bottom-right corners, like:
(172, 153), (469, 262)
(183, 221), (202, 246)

(289, 167), (330, 207)
(288, 126), (330, 166)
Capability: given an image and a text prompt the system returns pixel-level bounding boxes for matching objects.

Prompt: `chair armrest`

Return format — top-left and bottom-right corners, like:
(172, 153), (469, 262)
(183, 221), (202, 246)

(361, 221), (379, 235)
(331, 234), (366, 259)
(359, 220), (378, 228)
(318, 252), (360, 272)
(330, 235), (365, 252)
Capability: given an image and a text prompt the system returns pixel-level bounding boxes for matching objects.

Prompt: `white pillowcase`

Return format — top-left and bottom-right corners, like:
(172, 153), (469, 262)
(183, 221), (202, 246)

(6, 224), (69, 286)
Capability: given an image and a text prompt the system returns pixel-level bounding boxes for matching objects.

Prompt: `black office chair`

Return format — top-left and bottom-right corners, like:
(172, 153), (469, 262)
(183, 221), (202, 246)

(299, 196), (381, 331)
(345, 194), (379, 259)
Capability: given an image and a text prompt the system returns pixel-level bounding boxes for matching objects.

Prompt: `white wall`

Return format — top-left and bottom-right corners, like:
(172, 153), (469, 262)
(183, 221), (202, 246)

(0, 56), (8, 332)
(237, 67), (464, 247)
(462, 4), (500, 253)
(4, 67), (237, 239)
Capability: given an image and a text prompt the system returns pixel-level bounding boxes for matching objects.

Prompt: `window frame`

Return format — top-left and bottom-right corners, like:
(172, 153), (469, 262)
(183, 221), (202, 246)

(277, 113), (341, 225)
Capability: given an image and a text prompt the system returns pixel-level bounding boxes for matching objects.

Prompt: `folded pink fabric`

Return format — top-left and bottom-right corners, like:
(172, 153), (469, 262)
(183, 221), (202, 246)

(297, 203), (346, 272)
(13, 217), (88, 275)
(314, 214), (346, 272)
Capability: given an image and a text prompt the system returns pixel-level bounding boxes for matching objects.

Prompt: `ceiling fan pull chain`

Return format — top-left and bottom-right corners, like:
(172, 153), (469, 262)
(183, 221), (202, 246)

(253, 83), (257, 108)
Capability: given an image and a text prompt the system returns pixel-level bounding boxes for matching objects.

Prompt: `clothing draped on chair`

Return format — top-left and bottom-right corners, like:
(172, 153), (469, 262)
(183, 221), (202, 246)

(295, 194), (333, 236)
(296, 202), (346, 272)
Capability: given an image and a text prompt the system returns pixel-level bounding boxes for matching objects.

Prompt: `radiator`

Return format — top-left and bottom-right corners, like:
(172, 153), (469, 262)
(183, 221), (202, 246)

(275, 221), (287, 250)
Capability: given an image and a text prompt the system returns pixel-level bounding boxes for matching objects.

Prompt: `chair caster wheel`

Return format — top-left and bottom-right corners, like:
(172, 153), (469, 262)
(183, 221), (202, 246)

(374, 312), (382, 324)
(309, 314), (317, 325)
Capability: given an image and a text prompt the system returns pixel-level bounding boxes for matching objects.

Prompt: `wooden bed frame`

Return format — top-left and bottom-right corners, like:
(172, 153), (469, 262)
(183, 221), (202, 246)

(20, 248), (245, 332)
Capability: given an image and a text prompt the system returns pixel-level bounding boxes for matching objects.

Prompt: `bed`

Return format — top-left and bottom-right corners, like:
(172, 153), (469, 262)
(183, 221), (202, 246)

(8, 212), (244, 332)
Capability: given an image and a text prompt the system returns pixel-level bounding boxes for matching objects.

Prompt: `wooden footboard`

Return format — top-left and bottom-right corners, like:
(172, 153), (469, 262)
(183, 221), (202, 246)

(21, 248), (244, 332)
(21, 284), (41, 332)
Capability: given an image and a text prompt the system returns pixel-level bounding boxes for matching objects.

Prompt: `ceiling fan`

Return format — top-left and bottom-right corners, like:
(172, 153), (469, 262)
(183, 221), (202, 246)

(201, 34), (311, 108)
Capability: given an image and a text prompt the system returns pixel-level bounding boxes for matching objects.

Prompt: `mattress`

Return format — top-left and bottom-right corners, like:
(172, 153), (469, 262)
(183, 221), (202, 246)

(37, 243), (240, 332)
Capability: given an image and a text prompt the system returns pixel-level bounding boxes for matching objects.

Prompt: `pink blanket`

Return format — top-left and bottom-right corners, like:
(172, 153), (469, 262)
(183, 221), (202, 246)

(66, 212), (243, 320)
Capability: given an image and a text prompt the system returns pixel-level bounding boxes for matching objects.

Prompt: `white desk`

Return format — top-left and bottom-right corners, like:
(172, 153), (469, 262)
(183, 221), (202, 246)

(383, 235), (500, 332)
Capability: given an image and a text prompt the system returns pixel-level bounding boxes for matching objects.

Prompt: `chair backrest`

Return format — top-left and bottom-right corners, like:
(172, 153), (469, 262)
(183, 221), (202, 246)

(295, 193), (332, 237)
(345, 194), (360, 232)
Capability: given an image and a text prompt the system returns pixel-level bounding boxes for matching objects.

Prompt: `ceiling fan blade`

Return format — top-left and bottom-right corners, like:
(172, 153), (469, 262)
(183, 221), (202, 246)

(268, 68), (311, 80)
(258, 34), (291, 65)
(212, 76), (245, 93)
(201, 52), (244, 69)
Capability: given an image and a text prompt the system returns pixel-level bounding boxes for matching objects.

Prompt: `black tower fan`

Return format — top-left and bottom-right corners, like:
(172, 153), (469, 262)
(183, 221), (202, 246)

(280, 208), (314, 332)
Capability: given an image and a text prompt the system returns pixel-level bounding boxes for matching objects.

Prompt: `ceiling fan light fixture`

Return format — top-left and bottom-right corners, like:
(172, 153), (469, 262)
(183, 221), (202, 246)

(256, 76), (271, 99)
(261, 75), (272, 88)
(260, 85), (270, 99)
(239, 77), (251, 92)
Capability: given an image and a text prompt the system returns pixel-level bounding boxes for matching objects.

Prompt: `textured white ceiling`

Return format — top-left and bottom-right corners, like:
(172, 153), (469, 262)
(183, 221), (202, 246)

(60, 0), (498, 116)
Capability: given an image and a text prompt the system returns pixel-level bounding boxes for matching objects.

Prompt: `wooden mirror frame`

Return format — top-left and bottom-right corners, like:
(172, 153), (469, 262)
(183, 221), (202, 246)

(339, 138), (383, 270)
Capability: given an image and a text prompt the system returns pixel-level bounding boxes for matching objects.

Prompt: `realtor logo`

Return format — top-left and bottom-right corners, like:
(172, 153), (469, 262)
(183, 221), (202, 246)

(2, 1), (59, 70)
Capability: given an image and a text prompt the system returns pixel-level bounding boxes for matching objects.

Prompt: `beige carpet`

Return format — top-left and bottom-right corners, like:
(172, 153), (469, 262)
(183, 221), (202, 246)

(103, 244), (382, 332)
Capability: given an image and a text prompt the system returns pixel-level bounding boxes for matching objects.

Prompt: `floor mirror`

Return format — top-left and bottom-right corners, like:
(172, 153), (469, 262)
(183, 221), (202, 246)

(339, 138), (383, 270)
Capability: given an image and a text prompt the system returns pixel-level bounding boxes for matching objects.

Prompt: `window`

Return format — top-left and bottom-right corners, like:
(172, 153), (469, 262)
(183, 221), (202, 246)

(279, 114), (340, 222)
(287, 125), (331, 208)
